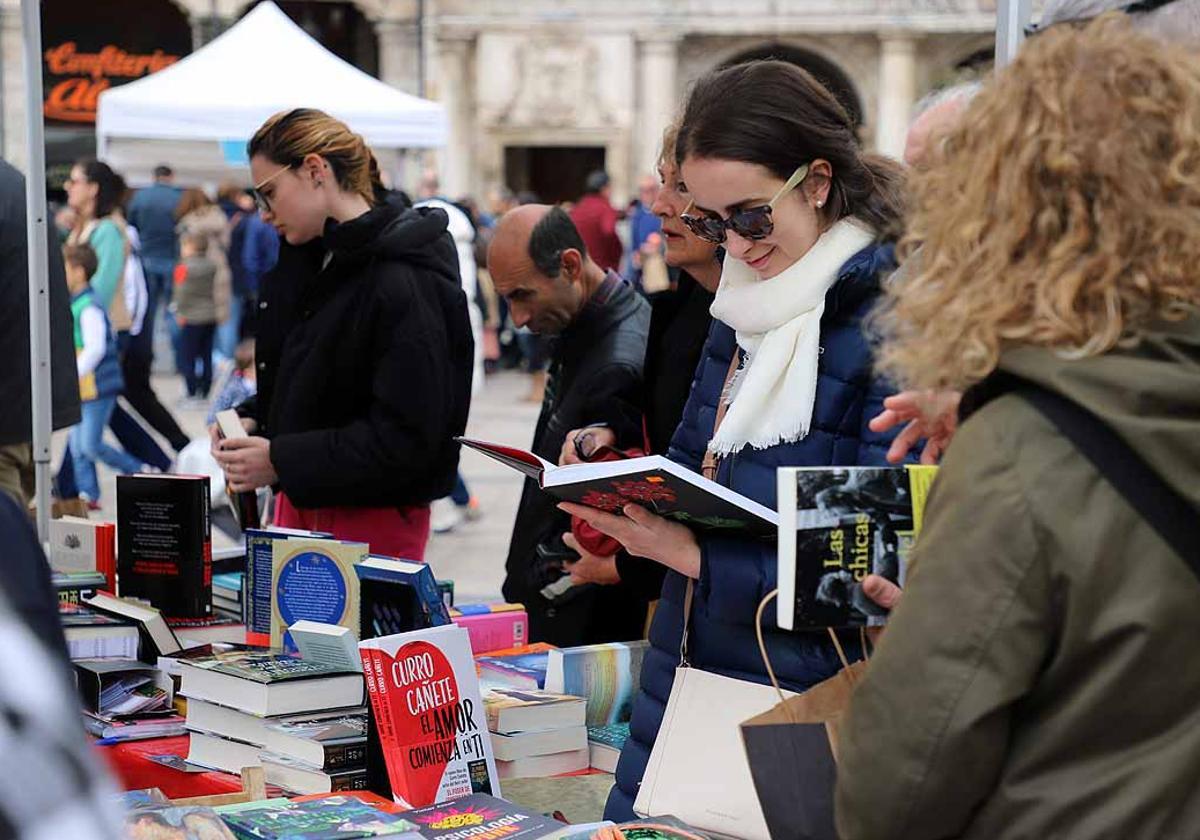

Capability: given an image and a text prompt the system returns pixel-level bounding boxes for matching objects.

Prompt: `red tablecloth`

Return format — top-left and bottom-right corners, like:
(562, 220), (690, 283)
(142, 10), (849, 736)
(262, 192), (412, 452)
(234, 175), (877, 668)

(95, 734), (245, 798)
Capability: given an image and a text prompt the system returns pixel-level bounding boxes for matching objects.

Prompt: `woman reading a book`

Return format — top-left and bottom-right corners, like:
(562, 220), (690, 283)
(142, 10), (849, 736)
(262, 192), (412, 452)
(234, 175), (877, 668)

(211, 109), (473, 559)
(837, 20), (1200, 839)
(559, 61), (908, 821)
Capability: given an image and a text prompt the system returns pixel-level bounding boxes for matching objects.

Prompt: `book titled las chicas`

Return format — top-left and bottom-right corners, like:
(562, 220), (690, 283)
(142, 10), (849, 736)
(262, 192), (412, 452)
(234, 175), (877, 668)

(359, 623), (500, 809)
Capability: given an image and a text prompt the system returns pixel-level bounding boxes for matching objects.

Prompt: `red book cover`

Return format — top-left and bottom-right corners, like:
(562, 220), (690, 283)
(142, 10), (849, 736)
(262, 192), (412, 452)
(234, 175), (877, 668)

(358, 623), (500, 809)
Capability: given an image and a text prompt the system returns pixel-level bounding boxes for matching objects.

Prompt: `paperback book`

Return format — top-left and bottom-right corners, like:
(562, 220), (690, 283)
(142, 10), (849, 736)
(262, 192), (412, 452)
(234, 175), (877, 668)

(544, 641), (648, 727)
(450, 607), (528, 656)
(124, 803), (237, 840)
(116, 474), (212, 618)
(398, 793), (562, 840)
(49, 515), (116, 592)
(359, 623), (501, 808)
(59, 601), (139, 659)
(271, 538), (369, 652)
(216, 794), (419, 839)
(776, 465), (938, 630)
(457, 438), (777, 538)
(475, 643), (556, 692)
(484, 688), (586, 735)
(587, 722), (630, 773)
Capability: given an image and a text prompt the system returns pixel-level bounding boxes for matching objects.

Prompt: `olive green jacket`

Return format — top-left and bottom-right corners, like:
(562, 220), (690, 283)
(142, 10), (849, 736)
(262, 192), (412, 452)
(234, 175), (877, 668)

(836, 315), (1200, 839)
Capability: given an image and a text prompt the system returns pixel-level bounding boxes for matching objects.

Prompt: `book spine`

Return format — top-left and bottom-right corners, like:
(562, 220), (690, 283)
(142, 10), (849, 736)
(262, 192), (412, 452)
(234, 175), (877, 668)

(247, 535), (273, 635)
(452, 612), (527, 656)
(200, 478), (212, 616)
(323, 741), (368, 771)
(329, 769), (369, 792)
(361, 643), (408, 803)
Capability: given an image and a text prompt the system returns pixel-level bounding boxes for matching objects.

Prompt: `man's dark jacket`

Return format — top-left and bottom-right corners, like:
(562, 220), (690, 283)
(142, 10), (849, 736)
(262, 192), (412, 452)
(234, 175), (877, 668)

(238, 203), (472, 509)
(502, 273), (651, 646)
(0, 160), (80, 444)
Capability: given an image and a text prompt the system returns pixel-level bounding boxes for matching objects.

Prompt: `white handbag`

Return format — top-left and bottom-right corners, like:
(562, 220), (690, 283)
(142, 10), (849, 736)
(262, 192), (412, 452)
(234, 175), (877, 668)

(633, 580), (794, 840)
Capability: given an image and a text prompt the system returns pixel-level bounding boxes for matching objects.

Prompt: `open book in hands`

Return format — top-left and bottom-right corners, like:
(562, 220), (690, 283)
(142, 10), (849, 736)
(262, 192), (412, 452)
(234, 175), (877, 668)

(456, 437), (777, 538)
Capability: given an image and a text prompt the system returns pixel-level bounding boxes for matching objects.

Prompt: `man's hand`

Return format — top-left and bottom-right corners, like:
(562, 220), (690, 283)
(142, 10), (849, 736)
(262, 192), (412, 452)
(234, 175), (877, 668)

(561, 533), (621, 585)
(559, 426), (617, 466)
(558, 501), (701, 579)
(208, 415), (258, 457)
(213, 436), (277, 492)
(868, 390), (961, 464)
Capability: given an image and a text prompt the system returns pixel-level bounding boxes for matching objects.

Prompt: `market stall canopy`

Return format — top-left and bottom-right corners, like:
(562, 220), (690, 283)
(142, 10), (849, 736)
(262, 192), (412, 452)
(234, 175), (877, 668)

(95, 1), (444, 184)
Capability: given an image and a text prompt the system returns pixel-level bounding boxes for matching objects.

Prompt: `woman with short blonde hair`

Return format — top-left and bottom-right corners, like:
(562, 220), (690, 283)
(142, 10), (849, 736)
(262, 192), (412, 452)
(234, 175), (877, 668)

(839, 17), (1200, 839)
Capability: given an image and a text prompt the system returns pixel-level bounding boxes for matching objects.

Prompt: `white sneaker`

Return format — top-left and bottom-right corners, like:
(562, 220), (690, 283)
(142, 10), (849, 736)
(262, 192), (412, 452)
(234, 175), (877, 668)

(431, 497), (464, 534)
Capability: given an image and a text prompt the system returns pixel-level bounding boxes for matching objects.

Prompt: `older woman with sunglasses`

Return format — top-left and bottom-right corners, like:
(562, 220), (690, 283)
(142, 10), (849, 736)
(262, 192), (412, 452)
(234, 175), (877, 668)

(559, 61), (910, 821)
(211, 108), (474, 559)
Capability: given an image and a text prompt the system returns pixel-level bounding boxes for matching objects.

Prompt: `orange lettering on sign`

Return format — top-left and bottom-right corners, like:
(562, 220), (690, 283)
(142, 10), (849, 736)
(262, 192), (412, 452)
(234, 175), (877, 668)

(43, 41), (179, 124)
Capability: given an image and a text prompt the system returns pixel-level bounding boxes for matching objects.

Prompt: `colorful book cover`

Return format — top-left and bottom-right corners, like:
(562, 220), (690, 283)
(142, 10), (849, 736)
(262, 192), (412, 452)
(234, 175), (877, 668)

(451, 610), (528, 656)
(359, 624), (501, 809)
(245, 528), (332, 636)
(124, 804), (237, 839)
(271, 538), (368, 652)
(587, 721), (630, 751)
(116, 474), (212, 618)
(399, 793), (562, 840)
(545, 641), (648, 727)
(475, 644), (555, 691)
(217, 794), (419, 839)
(776, 465), (938, 630)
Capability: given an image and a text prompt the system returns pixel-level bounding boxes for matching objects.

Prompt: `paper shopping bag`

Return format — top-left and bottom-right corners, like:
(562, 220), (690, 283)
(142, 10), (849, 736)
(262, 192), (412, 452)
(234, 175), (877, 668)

(739, 659), (867, 840)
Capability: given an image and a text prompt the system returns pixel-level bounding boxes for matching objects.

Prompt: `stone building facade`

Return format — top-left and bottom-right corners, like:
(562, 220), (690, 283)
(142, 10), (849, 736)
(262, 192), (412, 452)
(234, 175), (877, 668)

(0, 0), (1023, 200)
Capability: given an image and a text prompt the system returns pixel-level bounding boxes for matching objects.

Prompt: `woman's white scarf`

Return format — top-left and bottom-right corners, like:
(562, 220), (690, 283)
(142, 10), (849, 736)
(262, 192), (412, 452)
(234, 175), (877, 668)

(708, 218), (875, 455)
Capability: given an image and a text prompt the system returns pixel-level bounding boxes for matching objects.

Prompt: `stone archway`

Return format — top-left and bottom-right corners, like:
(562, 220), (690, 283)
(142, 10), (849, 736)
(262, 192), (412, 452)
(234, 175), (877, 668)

(721, 43), (864, 128)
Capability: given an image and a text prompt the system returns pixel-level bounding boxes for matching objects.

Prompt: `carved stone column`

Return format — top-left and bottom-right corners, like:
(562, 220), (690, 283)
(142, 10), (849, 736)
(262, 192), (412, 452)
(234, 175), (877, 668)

(636, 34), (679, 176)
(376, 18), (422, 96)
(435, 35), (473, 197)
(875, 32), (917, 159)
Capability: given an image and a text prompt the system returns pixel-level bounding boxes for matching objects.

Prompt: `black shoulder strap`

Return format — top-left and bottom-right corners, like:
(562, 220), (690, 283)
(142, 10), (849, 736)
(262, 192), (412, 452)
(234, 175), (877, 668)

(962, 373), (1200, 582)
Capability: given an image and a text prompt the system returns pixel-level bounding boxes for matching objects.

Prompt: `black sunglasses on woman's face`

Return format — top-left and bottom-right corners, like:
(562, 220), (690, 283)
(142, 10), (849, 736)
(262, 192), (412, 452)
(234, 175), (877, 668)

(680, 164), (810, 244)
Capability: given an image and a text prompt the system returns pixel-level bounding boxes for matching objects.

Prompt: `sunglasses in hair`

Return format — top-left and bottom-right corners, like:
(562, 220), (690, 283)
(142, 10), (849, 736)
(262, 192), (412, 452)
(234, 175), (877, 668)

(251, 163), (293, 215)
(679, 164), (810, 244)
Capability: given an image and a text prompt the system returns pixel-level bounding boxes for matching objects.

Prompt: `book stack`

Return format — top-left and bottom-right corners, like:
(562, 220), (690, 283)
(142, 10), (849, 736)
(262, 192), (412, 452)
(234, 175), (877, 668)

(449, 603), (528, 655)
(177, 646), (364, 776)
(60, 601), (139, 660)
(485, 687), (589, 779)
(49, 515), (116, 592)
(212, 570), (244, 618)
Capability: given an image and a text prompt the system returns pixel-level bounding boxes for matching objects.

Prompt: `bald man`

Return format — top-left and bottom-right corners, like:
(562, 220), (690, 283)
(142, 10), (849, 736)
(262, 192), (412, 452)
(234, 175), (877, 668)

(490, 205), (652, 646)
(903, 83), (980, 169)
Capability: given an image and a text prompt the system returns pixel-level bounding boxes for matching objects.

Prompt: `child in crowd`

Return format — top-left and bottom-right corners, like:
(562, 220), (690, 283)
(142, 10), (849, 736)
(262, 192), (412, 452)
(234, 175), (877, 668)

(206, 338), (258, 426)
(63, 243), (143, 508)
(173, 231), (218, 408)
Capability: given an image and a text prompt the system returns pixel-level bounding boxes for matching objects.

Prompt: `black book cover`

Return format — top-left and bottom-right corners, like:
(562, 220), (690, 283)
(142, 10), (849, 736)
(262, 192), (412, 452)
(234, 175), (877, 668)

(778, 466), (937, 630)
(116, 475), (212, 619)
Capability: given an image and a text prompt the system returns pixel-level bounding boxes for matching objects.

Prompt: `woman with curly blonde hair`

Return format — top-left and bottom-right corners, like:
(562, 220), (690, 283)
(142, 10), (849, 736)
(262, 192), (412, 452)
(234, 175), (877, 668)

(837, 17), (1200, 840)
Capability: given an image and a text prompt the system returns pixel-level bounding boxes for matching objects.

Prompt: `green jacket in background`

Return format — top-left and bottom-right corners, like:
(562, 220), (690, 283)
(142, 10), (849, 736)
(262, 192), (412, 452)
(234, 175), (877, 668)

(836, 314), (1200, 839)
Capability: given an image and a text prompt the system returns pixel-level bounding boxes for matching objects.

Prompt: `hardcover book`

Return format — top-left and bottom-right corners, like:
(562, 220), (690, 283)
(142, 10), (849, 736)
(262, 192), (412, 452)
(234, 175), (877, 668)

(398, 793), (562, 840)
(215, 409), (260, 532)
(53, 570), (109, 605)
(359, 623), (501, 808)
(261, 753), (370, 796)
(357, 556), (453, 641)
(244, 527), (332, 638)
(544, 641), (648, 727)
(262, 711), (368, 771)
(84, 592), (182, 662)
(116, 474), (212, 618)
(216, 794), (419, 839)
(776, 465), (938, 630)
(177, 648), (363, 717)
(457, 438), (777, 538)
(271, 538), (368, 652)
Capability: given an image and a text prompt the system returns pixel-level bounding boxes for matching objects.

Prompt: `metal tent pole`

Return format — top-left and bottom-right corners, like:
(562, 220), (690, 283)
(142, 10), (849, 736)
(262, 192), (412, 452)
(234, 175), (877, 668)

(21, 0), (52, 543)
(996, 0), (1033, 68)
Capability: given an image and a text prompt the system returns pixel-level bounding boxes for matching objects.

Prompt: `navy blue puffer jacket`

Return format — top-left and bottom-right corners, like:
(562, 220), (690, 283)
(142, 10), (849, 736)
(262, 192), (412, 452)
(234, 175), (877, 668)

(604, 242), (903, 821)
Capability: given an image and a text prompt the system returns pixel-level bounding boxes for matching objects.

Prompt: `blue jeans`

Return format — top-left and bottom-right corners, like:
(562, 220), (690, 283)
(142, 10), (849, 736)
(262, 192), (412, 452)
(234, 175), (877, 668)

(450, 471), (470, 506)
(216, 293), (243, 360)
(143, 258), (185, 377)
(69, 396), (144, 501)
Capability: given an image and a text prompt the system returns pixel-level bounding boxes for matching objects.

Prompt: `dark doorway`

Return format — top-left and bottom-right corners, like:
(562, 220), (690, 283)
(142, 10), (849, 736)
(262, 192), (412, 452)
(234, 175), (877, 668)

(722, 44), (863, 128)
(244, 1), (379, 78)
(505, 146), (606, 206)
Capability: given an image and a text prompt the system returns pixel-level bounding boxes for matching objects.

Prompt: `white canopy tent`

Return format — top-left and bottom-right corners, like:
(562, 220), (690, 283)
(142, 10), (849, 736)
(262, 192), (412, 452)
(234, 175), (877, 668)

(95, 1), (445, 186)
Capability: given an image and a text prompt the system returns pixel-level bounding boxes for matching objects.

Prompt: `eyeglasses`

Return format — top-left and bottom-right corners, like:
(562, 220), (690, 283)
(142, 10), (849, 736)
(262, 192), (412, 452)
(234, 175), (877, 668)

(251, 164), (292, 215)
(680, 164), (810, 244)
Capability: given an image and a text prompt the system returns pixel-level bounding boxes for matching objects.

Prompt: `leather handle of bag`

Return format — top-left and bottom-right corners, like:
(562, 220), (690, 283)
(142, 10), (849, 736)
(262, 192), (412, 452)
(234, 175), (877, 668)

(701, 352), (741, 482)
(680, 577), (695, 667)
